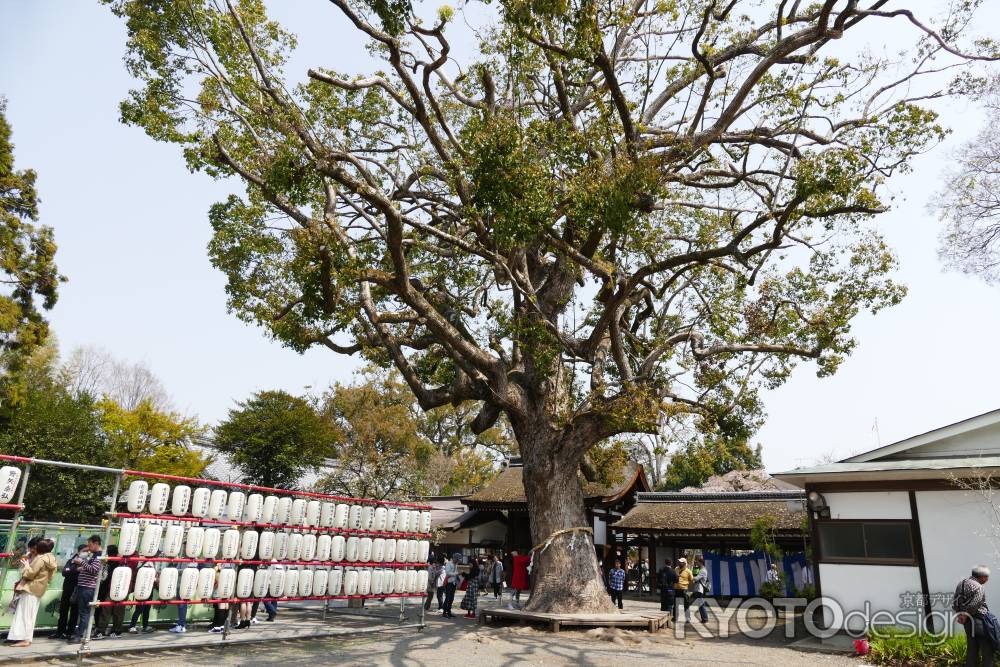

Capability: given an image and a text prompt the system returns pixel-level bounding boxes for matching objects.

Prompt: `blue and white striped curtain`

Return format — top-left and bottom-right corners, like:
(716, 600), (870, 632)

(702, 551), (809, 597)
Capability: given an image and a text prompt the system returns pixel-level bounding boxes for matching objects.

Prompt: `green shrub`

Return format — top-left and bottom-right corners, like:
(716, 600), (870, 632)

(867, 627), (966, 666)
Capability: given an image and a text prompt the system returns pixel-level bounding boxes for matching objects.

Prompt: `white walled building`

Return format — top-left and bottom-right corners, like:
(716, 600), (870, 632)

(775, 409), (1000, 633)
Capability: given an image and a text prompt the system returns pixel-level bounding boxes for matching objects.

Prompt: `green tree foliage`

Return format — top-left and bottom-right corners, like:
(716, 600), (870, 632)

(0, 346), (112, 523)
(659, 436), (762, 491)
(214, 390), (335, 489)
(98, 398), (210, 477)
(0, 104), (64, 408)
(419, 402), (512, 494)
(104, 0), (995, 611)
(317, 371), (435, 499)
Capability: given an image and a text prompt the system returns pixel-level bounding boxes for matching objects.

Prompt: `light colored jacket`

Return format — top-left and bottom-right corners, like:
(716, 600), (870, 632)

(692, 567), (709, 594)
(19, 553), (57, 598)
(445, 560), (458, 585)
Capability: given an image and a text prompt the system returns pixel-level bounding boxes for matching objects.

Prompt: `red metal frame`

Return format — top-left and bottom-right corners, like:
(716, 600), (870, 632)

(94, 593), (426, 607)
(0, 504), (24, 511)
(111, 512), (431, 538)
(106, 556), (428, 568)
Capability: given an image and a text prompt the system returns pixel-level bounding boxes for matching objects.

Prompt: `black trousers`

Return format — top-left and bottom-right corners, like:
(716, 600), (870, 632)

(609, 588), (623, 609)
(492, 582), (501, 598)
(96, 605), (126, 635)
(56, 587), (78, 636)
(443, 583), (457, 613)
(965, 618), (995, 667)
(660, 588), (675, 614)
(130, 605), (151, 629)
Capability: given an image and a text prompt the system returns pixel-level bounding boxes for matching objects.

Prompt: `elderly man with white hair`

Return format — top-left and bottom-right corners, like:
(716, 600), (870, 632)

(953, 565), (995, 667)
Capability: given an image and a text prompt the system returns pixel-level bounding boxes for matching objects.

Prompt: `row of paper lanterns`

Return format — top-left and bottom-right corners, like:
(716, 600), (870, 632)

(124, 481), (431, 533)
(118, 522), (431, 563)
(108, 563), (429, 602)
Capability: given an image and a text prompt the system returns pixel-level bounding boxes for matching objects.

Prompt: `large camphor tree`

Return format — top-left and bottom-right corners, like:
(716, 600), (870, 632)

(106, 0), (995, 612)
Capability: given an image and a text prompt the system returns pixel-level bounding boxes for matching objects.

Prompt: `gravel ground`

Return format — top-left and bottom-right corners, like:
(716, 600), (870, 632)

(118, 611), (859, 667)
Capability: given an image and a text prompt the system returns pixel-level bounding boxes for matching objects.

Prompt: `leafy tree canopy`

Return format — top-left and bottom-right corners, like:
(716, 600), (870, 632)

(659, 436), (762, 491)
(0, 103), (64, 408)
(214, 389), (336, 488)
(98, 397), (210, 477)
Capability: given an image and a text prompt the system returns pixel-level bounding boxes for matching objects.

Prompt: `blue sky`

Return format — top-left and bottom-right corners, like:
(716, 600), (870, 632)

(1, 1), (999, 470)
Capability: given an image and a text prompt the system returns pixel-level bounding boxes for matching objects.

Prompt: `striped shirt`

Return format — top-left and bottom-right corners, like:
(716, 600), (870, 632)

(76, 551), (102, 589)
(609, 568), (626, 591)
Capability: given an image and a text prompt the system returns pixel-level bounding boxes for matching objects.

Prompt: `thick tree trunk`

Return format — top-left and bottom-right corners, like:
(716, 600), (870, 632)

(518, 429), (617, 614)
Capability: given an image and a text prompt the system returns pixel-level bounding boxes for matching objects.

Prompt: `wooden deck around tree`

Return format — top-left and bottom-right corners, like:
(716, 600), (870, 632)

(477, 607), (671, 633)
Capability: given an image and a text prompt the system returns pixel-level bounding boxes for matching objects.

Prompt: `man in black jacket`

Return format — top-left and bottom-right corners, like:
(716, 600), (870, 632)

(657, 559), (679, 622)
(52, 544), (87, 640)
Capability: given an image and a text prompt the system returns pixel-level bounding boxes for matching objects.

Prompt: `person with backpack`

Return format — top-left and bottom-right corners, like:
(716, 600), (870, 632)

(953, 565), (996, 666)
(691, 555), (710, 623)
(657, 558), (678, 620)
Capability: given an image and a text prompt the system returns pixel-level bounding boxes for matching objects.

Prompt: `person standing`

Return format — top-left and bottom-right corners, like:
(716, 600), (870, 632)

(69, 534), (103, 644)
(490, 554), (503, 599)
(608, 559), (626, 610)
(510, 551), (531, 607)
(657, 559), (678, 620)
(6, 538), (57, 647)
(460, 561), (480, 618)
(425, 558), (442, 611)
(953, 565), (995, 667)
(640, 558), (650, 595)
(442, 554), (459, 618)
(93, 545), (122, 639)
(127, 561), (156, 634)
(691, 555), (710, 623)
(674, 557), (693, 622)
(53, 543), (86, 640)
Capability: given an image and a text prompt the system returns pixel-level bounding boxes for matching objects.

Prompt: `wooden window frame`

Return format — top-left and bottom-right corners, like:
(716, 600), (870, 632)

(815, 519), (917, 566)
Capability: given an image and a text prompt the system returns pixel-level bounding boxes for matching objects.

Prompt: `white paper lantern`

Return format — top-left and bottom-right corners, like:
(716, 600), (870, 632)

(274, 532), (289, 561)
(118, 522), (140, 556)
(227, 492), (246, 521)
(371, 569), (384, 595)
(134, 565), (156, 600)
(287, 533), (303, 561)
(419, 511), (432, 533)
(315, 534), (332, 561)
(195, 567), (216, 600)
(313, 568), (329, 596)
(257, 531), (275, 560)
(406, 540), (419, 563)
(299, 569), (314, 597)
(236, 568), (255, 597)
(416, 569), (429, 593)
(216, 568), (236, 598)
(417, 540), (430, 563)
(275, 497), (293, 525)
(405, 569), (417, 594)
(348, 505), (363, 531)
(361, 506), (375, 531)
(290, 498), (307, 525)
(320, 502), (335, 528)
(148, 483), (170, 514)
(370, 507), (386, 532)
(246, 494), (264, 522)
(285, 568), (300, 597)
(261, 495), (278, 524)
(184, 526), (205, 558)
(191, 488), (211, 518)
(394, 568), (407, 595)
(252, 568), (271, 597)
(396, 540), (409, 563)
(396, 510), (411, 533)
(179, 567), (199, 600)
(331, 535), (346, 562)
(126, 480), (148, 513)
(329, 567), (343, 596)
(305, 500), (321, 527)
(139, 523), (163, 557)
(385, 508), (398, 533)
(221, 529), (241, 559)
(158, 567), (178, 600)
(345, 536), (359, 562)
(344, 569), (359, 595)
(372, 538), (386, 562)
(383, 538), (397, 563)
(358, 569), (371, 595)
(383, 568), (395, 595)
(109, 566), (133, 601)
(333, 504), (349, 529)
(207, 489), (228, 520)
(163, 525), (184, 557)
(171, 485), (191, 515)
(359, 537), (372, 563)
(201, 527), (221, 559)
(268, 565), (285, 597)
(0, 466), (22, 504)
(240, 531), (259, 560)
(302, 534), (317, 561)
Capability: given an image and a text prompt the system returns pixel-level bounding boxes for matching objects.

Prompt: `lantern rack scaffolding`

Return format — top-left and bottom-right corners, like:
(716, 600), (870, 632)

(0, 454), (431, 664)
